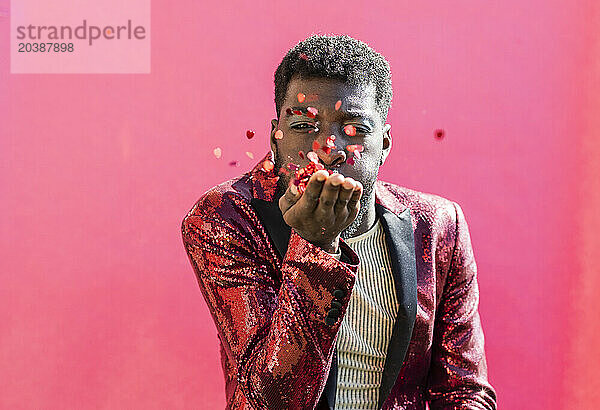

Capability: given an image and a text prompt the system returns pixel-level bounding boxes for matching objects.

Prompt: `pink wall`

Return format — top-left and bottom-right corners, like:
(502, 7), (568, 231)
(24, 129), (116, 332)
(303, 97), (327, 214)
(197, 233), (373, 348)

(1, 1), (599, 408)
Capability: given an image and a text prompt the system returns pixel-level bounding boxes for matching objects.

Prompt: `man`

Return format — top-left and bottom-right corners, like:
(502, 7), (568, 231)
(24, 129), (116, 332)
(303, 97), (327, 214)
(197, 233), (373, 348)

(181, 35), (497, 409)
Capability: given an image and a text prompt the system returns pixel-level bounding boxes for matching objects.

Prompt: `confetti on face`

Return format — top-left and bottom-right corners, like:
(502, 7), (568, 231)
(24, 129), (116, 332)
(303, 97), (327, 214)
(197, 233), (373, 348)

(344, 124), (356, 137)
(312, 140), (321, 151)
(326, 135), (336, 148)
(347, 157), (355, 165)
(287, 163), (299, 171)
(299, 53), (308, 61)
(213, 147), (222, 158)
(346, 144), (364, 153)
(262, 160), (274, 172)
(297, 93), (306, 103)
(293, 160), (334, 194)
(286, 108), (293, 115)
(274, 129), (284, 140)
(307, 151), (319, 163)
(246, 151), (254, 159)
(354, 150), (362, 160)
(246, 130), (255, 139)
(229, 160), (239, 166)
(298, 150), (305, 159)
(434, 129), (445, 139)
(335, 100), (342, 111)
(293, 110), (303, 116)
(307, 107), (318, 118)
(322, 147), (331, 155)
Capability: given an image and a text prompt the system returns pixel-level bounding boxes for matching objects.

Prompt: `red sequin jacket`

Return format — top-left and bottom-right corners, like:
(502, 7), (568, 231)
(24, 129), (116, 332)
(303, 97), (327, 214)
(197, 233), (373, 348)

(181, 150), (497, 409)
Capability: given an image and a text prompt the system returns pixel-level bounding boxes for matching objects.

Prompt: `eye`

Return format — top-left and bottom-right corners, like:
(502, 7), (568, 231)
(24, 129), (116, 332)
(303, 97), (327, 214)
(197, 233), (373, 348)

(291, 123), (317, 131)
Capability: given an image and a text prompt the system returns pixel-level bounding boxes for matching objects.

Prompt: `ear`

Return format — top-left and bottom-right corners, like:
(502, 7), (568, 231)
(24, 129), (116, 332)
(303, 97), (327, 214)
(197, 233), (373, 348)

(270, 118), (279, 153)
(380, 123), (392, 166)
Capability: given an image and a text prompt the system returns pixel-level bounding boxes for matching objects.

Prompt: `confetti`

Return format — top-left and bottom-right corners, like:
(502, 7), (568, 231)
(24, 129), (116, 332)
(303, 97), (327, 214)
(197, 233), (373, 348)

(354, 150), (361, 160)
(299, 53), (308, 61)
(293, 110), (303, 116)
(229, 160), (239, 166)
(287, 163), (299, 171)
(322, 147), (331, 155)
(213, 147), (222, 158)
(246, 151), (254, 159)
(307, 151), (319, 163)
(326, 135), (336, 148)
(246, 130), (255, 139)
(293, 161), (334, 194)
(286, 108), (293, 115)
(335, 100), (342, 110)
(347, 157), (355, 165)
(274, 129), (284, 139)
(298, 150), (305, 159)
(312, 141), (321, 151)
(346, 144), (364, 153)
(344, 124), (356, 136)
(307, 107), (318, 118)
(434, 129), (445, 139)
(262, 160), (274, 172)
(279, 167), (289, 175)
(297, 93), (306, 103)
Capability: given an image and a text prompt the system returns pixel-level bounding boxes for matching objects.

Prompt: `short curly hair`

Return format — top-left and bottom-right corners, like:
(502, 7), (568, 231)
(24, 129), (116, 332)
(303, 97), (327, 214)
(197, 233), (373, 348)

(274, 34), (392, 123)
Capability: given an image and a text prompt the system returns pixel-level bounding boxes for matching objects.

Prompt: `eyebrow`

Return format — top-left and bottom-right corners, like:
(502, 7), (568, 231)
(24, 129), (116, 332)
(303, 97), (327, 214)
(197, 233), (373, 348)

(286, 106), (375, 126)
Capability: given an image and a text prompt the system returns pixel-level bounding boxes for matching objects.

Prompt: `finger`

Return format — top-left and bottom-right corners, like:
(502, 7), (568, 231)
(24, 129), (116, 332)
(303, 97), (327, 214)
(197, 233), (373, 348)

(316, 173), (344, 215)
(279, 179), (302, 215)
(346, 181), (363, 211)
(334, 177), (356, 213)
(299, 170), (329, 212)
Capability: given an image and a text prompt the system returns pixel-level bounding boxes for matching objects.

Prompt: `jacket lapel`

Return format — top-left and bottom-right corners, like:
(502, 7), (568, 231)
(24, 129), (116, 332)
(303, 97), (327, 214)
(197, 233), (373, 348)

(249, 198), (417, 410)
(375, 203), (418, 409)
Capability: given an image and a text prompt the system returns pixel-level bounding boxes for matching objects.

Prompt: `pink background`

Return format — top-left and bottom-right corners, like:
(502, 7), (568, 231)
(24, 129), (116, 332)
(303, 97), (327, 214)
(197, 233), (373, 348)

(1, 1), (599, 409)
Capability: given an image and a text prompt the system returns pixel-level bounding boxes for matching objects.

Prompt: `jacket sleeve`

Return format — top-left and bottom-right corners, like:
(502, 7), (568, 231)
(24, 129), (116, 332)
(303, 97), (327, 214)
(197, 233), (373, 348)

(426, 202), (498, 409)
(181, 199), (359, 409)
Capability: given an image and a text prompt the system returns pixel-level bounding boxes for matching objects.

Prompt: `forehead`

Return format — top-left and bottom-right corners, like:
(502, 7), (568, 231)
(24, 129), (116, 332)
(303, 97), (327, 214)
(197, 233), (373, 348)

(284, 76), (378, 113)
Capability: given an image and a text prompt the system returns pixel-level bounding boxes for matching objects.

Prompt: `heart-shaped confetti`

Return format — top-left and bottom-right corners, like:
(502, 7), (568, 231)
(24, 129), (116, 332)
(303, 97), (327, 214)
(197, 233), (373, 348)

(286, 108), (293, 115)
(326, 135), (336, 148)
(346, 144), (364, 153)
(307, 151), (319, 163)
(297, 93), (306, 103)
(246, 130), (255, 139)
(335, 100), (342, 111)
(344, 124), (356, 136)
(293, 110), (303, 116)
(347, 157), (355, 165)
(229, 160), (239, 166)
(246, 151), (254, 159)
(307, 107), (318, 118)
(434, 129), (445, 139)
(287, 163), (299, 171)
(274, 130), (284, 139)
(213, 147), (222, 158)
(299, 53), (308, 61)
(298, 150), (305, 159)
(322, 147), (331, 155)
(262, 160), (274, 172)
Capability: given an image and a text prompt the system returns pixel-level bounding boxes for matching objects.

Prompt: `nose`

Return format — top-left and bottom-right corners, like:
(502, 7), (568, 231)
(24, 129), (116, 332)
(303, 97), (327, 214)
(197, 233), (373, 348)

(315, 135), (347, 168)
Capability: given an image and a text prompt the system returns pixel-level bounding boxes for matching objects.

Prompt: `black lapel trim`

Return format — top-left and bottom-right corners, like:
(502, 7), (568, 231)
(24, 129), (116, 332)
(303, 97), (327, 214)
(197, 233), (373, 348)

(376, 203), (418, 409)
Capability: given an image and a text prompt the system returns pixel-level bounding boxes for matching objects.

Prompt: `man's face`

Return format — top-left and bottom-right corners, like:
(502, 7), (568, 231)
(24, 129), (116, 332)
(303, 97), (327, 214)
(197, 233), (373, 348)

(270, 76), (392, 238)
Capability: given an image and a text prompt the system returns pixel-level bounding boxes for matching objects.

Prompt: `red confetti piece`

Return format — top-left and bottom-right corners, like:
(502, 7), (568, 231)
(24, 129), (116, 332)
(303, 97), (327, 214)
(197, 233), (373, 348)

(274, 129), (284, 139)
(434, 129), (445, 139)
(297, 93), (306, 103)
(287, 163), (299, 171)
(246, 130), (255, 139)
(344, 124), (356, 136)
(312, 140), (320, 151)
(307, 151), (319, 163)
(229, 160), (239, 166)
(346, 144), (364, 153)
(347, 157), (355, 165)
(322, 147), (331, 155)
(262, 160), (274, 172)
(293, 110), (303, 115)
(298, 150), (304, 159)
(299, 53), (308, 60)
(354, 150), (361, 159)
(213, 147), (222, 158)
(326, 135), (336, 148)
(286, 108), (293, 115)
(335, 100), (342, 110)
(307, 107), (318, 117)
(293, 161), (334, 194)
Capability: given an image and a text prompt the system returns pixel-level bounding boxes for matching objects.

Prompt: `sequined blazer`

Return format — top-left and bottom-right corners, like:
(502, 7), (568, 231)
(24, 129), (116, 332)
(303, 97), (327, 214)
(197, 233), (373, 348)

(181, 150), (497, 410)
